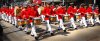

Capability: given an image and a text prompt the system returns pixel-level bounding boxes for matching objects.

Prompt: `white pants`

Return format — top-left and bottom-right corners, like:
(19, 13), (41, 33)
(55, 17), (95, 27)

(2, 13), (5, 20)
(46, 20), (52, 33)
(9, 15), (12, 23)
(95, 17), (100, 23)
(70, 17), (77, 28)
(59, 19), (65, 30)
(24, 26), (28, 32)
(4, 13), (7, 21)
(11, 17), (15, 24)
(88, 17), (94, 25)
(14, 17), (17, 26)
(56, 15), (59, 21)
(30, 23), (37, 37)
(41, 15), (45, 21)
(6, 14), (9, 21)
(80, 17), (87, 27)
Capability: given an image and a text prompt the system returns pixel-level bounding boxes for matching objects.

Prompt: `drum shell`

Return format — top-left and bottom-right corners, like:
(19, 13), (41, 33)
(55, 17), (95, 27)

(33, 19), (41, 25)
(17, 21), (22, 26)
(50, 17), (56, 22)
(87, 14), (92, 19)
(76, 15), (81, 20)
(63, 16), (70, 22)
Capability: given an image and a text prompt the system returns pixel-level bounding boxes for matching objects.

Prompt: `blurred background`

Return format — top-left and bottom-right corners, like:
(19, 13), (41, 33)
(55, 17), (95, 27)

(0, 0), (100, 10)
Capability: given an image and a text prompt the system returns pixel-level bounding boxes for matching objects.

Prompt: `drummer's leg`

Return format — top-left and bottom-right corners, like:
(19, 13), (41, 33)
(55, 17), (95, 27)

(6, 14), (9, 21)
(24, 24), (28, 32)
(1, 13), (4, 20)
(41, 15), (45, 22)
(70, 17), (77, 29)
(59, 19), (66, 32)
(4, 13), (6, 20)
(82, 17), (87, 27)
(30, 25), (38, 40)
(12, 16), (15, 25)
(95, 17), (100, 23)
(14, 17), (17, 26)
(90, 17), (94, 25)
(9, 15), (11, 23)
(56, 15), (59, 21)
(79, 18), (83, 26)
(46, 20), (54, 35)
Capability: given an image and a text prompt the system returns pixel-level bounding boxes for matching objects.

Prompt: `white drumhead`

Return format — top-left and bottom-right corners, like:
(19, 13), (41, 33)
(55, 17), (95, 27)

(34, 17), (41, 19)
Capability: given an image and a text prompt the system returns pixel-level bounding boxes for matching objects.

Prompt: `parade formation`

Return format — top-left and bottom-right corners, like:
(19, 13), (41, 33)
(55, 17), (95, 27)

(0, 2), (100, 40)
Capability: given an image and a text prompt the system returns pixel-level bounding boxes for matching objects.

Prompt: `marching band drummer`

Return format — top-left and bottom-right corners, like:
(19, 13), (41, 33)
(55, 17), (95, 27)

(27, 5), (39, 40)
(73, 6), (80, 22)
(5, 6), (9, 22)
(0, 6), (4, 20)
(94, 5), (100, 24)
(42, 3), (54, 36)
(86, 4), (94, 26)
(78, 3), (87, 27)
(8, 6), (12, 23)
(56, 4), (66, 32)
(10, 6), (14, 25)
(67, 3), (77, 29)
(14, 5), (18, 26)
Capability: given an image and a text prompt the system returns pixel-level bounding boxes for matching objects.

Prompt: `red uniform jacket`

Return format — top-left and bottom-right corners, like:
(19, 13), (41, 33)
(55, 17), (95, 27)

(94, 8), (99, 14)
(78, 7), (86, 17)
(10, 8), (14, 17)
(43, 6), (52, 20)
(73, 8), (78, 13)
(51, 5), (55, 15)
(20, 9), (29, 19)
(56, 7), (65, 19)
(86, 7), (92, 14)
(67, 6), (75, 18)
(27, 7), (38, 23)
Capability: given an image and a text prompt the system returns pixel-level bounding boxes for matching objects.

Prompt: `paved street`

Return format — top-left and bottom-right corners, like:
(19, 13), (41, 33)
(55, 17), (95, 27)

(1, 20), (100, 41)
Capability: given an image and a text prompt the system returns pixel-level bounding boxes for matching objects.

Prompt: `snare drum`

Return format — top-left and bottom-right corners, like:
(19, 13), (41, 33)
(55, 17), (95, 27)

(17, 21), (22, 26)
(94, 14), (98, 17)
(63, 15), (70, 22)
(75, 14), (81, 20)
(50, 16), (56, 22)
(87, 14), (92, 19)
(33, 17), (41, 25)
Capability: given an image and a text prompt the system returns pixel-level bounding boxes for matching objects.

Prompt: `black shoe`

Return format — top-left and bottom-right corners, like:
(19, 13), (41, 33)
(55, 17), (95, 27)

(51, 33), (54, 36)
(64, 30), (66, 32)
(58, 29), (61, 31)
(91, 24), (95, 27)
(19, 28), (23, 31)
(35, 37), (39, 40)
(16, 26), (18, 28)
(31, 35), (34, 37)
(26, 32), (30, 34)
(74, 28), (77, 29)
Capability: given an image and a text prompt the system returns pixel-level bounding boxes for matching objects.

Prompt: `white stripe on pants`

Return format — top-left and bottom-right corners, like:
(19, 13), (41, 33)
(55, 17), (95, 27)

(59, 19), (65, 30)
(80, 17), (87, 27)
(70, 17), (77, 28)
